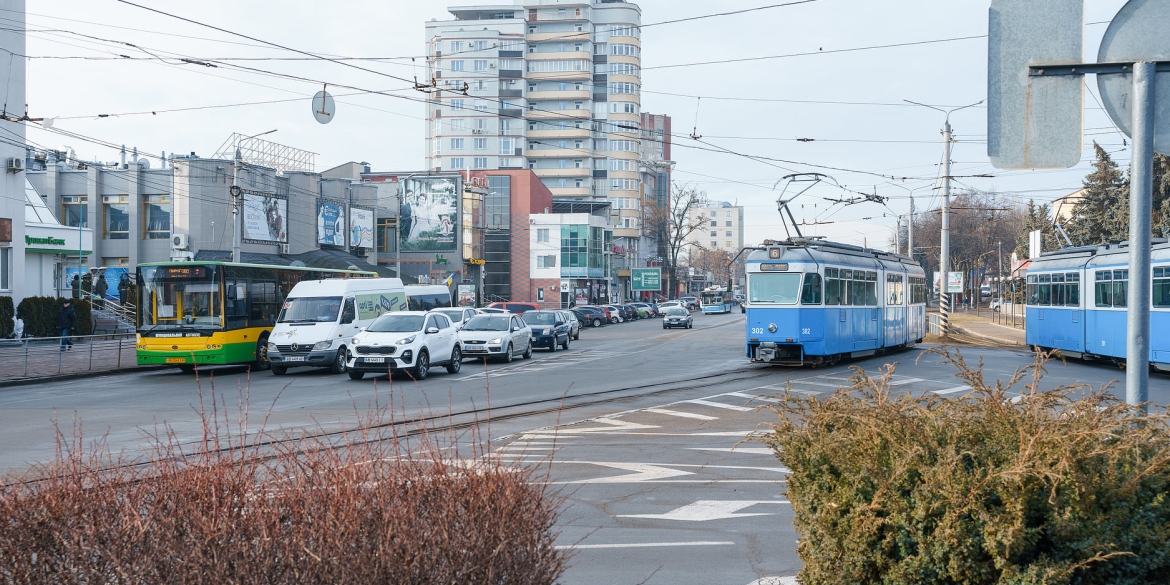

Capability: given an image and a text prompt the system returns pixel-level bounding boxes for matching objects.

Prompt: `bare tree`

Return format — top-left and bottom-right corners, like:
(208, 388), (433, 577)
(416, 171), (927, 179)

(645, 183), (708, 298)
(685, 247), (735, 287)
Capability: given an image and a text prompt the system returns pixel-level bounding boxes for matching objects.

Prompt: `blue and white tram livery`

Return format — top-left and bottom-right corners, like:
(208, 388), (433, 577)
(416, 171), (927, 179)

(1026, 241), (1170, 371)
(745, 239), (927, 366)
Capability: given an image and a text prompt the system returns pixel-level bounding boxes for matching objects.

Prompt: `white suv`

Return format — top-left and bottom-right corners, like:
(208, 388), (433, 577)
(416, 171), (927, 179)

(347, 311), (462, 380)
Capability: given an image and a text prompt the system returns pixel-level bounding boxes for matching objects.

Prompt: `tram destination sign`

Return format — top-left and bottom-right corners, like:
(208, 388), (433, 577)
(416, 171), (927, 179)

(630, 268), (662, 292)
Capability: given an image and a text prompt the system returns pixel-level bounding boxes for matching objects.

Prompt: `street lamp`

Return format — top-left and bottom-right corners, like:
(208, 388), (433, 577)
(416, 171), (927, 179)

(231, 129), (277, 263)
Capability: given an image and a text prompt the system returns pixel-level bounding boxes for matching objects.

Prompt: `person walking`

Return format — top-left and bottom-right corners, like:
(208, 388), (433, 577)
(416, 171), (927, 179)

(56, 299), (77, 351)
(118, 274), (130, 306)
(94, 272), (108, 310)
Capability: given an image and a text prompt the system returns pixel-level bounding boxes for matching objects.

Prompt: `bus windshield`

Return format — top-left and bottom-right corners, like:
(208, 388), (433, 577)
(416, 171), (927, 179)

(138, 265), (223, 331)
(749, 273), (802, 305)
(278, 296), (343, 324)
(700, 292), (725, 306)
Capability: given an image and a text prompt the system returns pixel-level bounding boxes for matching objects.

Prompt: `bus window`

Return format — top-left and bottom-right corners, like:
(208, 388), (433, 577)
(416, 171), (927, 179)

(225, 279), (248, 328)
(800, 273), (822, 305)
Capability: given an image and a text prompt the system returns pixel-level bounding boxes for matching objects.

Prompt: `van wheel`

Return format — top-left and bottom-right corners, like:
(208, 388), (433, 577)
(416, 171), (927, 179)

(272, 365), (287, 376)
(348, 370), (364, 380)
(331, 347), (348, 375)
(253, 335), (270, 371)
(446, 346), (462, 374)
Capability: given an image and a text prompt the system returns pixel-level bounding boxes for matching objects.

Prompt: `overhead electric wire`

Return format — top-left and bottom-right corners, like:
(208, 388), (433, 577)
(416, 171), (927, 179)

(642, 34), (987, 70)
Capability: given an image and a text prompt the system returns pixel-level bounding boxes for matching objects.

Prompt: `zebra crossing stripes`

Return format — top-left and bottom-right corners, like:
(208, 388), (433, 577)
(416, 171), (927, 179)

(644, 408), (719, 420)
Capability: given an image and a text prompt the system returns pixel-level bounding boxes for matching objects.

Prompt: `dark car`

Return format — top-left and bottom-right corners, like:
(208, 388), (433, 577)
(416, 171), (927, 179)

(619, 304), (639, 320)
(522, 310), (571, 351)
(573, 307), (606, 327)
(556, 310), (581, 340)
(662, 307), (693, 329)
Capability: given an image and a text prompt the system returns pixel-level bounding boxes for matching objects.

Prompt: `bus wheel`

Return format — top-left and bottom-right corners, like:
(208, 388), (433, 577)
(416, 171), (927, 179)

(178, 364), (195, 374)
(254, 336), (271, 371)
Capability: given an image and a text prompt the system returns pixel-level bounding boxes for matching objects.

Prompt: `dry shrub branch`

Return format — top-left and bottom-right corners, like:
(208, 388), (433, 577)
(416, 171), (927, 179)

(765, 349), (1170, 585)
(0, 379), (566, 585)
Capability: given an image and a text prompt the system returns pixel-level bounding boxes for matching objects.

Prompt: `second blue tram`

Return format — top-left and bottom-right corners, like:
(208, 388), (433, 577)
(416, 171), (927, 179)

(745, 239), (927, 366)
(1026, 241), (1170, 371)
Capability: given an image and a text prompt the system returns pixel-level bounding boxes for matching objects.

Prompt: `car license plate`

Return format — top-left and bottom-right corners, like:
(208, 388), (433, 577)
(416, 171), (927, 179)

(165, 357), (187, 364)
(465, 345), (484, 351)
(363, 357), (385, 364)
(285, 356), (306, 362)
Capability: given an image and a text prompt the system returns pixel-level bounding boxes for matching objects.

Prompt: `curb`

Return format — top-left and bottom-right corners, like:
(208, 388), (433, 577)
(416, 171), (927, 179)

(1, 365), (168, 388)
(952, 325), (1025, 347)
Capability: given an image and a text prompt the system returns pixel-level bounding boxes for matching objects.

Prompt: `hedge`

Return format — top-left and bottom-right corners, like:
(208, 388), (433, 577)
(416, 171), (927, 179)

(766, 349), (1170, 585)
(0, 295), (12, 338)
(16, 296), (92, 337)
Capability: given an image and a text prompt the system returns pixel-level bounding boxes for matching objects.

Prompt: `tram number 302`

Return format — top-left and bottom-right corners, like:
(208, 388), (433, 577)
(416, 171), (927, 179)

(752, 328), (812, 335)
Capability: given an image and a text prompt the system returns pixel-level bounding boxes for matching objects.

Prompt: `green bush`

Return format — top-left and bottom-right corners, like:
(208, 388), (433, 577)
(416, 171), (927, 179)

(16, 296), (92, 337)
(766, 349), (1170, 585)
(0, 295), (13, 338)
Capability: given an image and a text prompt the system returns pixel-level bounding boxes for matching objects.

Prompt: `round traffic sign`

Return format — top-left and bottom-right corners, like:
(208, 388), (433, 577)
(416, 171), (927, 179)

(1096, 0), (1170, 155)
(312, 90), (335, 125)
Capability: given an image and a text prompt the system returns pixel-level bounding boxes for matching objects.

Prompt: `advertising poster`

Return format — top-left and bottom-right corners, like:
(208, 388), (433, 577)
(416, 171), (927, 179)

(354, 292), (408, 320)
(350, 207), (374, 248)
(456, 284), (477, 307)
(242, 193), (288, 243)
(317, 202), (343, 246)
(399, 177), (458, 252)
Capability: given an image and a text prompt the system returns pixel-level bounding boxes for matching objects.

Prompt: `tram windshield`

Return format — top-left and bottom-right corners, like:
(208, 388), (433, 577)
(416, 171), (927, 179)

(748, 273), (802, 305)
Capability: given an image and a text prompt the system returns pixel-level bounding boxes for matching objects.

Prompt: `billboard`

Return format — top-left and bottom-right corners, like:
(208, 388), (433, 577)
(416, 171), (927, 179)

(631, 267), (662, 292)
(350, 207), (374, 249)
(399, 176), (458, 252)
(242, 193), (288, 244)
(317, 202), (344, 246)
(456, 284), (477, 307)
(354, 291), (408, 320)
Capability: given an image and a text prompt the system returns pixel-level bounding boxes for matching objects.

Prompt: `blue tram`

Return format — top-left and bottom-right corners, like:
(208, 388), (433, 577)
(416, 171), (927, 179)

(1026, 241), (1170, 371)
(745, 239), (927, 366)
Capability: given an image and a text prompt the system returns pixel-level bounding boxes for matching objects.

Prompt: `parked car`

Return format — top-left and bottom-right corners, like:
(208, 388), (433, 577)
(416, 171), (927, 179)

(662, 306), (693, 329)
(630, 302), (656, 317)
(346, 311), (462, 381)
(433, 307), (479, 331)
(523, 310), (571, 351)
(629, 304), (651, 319)
(573, 307), (607, 328)
(486, 302), (539, 314)
(619, 304), (638, 321)
(458, 313), (532, 362)
(679, 296), (699, 311)
(476, 307), (510, 315)
(582, 305), (613, 324)
(603, 305), (627, 323)
(989, 297), (1003, 312)
(657, 300), (685, 312)
(557, 309), (581, 340)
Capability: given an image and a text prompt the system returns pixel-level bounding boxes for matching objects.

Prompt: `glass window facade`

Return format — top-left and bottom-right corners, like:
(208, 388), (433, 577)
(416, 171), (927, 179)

(485, 175), (511, 230)
(560, 225), (605, 278)
(143, 194), (171, 239)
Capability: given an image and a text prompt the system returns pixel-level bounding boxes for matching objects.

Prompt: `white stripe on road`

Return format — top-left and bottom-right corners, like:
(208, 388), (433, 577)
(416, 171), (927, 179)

(689, 447), (775, 455)
(787, 380), (847, 389)
(644, 408), (719, 420)
(932, 385), (971, 395)
(725, 391), (780, 403)
(748, 578), (798, 585)
(555, 541), (735, 550)
(889, 377), (925, 386)
(683, 399), (754, 412)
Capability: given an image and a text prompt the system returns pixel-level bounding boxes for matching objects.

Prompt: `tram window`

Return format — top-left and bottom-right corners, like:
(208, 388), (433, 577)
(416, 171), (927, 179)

(800, 273), (822, 304)
(1155, 267), (1170, 308)
(886, 274), (904, 305)
(851, 272), (865, 306)
(825, 268), (840, 305)
(1036, 274), (1051, 305)
(865, 272), (878, 306)
(1026, 274), (1037, 306)
(1113, 269), (1128, 307)
(1051, 273), (1065, 306)
(1095, 271), (1112, 307)
(1065, 272), (1079, 306)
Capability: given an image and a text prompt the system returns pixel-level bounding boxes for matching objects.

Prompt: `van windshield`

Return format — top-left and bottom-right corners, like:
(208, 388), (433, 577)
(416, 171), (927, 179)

(277, 296), (343, 323)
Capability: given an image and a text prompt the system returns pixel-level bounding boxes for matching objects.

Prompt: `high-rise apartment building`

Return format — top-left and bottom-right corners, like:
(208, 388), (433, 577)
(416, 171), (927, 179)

(688, 201), (745, 256)
(423, 0), (644, 215)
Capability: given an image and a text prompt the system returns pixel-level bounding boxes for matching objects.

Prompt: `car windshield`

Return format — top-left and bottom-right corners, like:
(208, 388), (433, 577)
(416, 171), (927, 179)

(367, 315), (424, 333)
(666, 308), (688, 316)
(277, 296), (342, 323)
(435, 309), (465, 322)
(463, 316), (511, 331)
(524, 312), (556, 325)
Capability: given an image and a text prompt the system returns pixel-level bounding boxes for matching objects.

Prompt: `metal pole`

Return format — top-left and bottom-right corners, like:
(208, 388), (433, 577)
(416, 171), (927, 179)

(231, 147), (242, 263)
(396, 180), (404, 279)
(939, 120), (952, 337)
(88, 334), (94, 370)
(997, 240), (1003, 325)
(908, 193), (914, 260)
(1126, 60), (1155, 411)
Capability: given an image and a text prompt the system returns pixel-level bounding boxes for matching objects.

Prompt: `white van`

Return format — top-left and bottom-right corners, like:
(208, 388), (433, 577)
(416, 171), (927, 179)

(268, 278), (406, 375)
(405, 284), (453, 311)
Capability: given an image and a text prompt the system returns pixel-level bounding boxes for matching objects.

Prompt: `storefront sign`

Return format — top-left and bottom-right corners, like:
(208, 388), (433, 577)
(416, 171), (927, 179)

(25, 235), (65, 246)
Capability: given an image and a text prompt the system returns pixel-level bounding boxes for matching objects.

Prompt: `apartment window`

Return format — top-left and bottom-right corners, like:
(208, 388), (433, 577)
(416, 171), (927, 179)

(726, 221), (732, 227)
(529, 25), (536, 33)
(610, 102), (638, 114)
(473, 157), (488, 169)
(610, 178), (639, 191)
(537, 255), (557, 269)
(710, 220), (717, 227)
(610, 44), (638, 57)
(474, 60), (488, 71)
(103, 195), (129, 240)
(711, 241), (717, 248)
(529, 83), (536, 92)
(726, 241), (732, 248)
(558, 43), (567, 52)
(376, 217), (396, 253)
(537, 228), (549, 242)
(610, 25), (639, 39)
(451, 99), (465, 110)
(62, 195), (88, 228)
(450, 158), (465, 169)
(143, 194), (171, 239)
(474, 99), (487, 111)
(499, 137), (514, 154)
(450, 60), (465, 71)
(609, 63), (639, 77)
(526, 59), (589, 72)
(575, 179), (583, 188)
(0, 246), (9, 291)
(610, 159), (633, 171)
(473, 117), (487, 131)
(711, 231), (718, 237)
(474, 138), (487, 150)
(450, 118), (466, 131)
(450, 138), (465, 149)
(726, 231), (732, 237)
(574, 43), (582, 51)
(475, 79), (485, 90)
(558, 160), (567, 169)
(710, 211), (717, 217)
(500, 58), (522, 70)
(574, 101), (583, 109)
(727, 210), (733, 217)
(558, 179), (567, 188)
(610, 82), (638, 95)
(559, 101), (567, 110)
(432, 139), (441, 155)
(574, 160), (582, 168)
(473, 40), (487, 50)
(450, 41), (463, 52)
(609, 140), (638, 152)
(622, 217), (637, 229)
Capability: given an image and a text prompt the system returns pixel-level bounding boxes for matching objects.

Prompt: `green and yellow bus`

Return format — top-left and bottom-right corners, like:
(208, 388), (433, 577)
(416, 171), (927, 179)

(136, 262), (375, 372)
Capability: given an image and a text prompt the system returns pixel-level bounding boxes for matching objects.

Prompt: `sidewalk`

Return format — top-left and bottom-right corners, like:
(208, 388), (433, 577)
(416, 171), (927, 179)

(0, 336), (148, 386)
(952, 321), (1027, 346)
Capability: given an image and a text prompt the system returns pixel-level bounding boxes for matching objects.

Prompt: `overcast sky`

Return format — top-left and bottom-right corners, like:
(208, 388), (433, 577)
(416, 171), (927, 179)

(20, 0), (1132, 250)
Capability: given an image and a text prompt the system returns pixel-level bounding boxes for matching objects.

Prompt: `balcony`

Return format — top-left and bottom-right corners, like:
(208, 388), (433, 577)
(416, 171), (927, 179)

(549, 187), (591, 197)
(532, 168), (590, 178)
(527, 70), (590, 81)
(498, 69), (523, 79)
(499, 108), (523, 118)
(526, 31), (589, 42)
(527, 89), (590, 100)
(526, 108), (590, 120)
(527, 128), (590, 139)
(499, 89), (523, 98)
(526, 148), (591, 158)
(499, 50), (524, 59)
(527, 50), (591, 61)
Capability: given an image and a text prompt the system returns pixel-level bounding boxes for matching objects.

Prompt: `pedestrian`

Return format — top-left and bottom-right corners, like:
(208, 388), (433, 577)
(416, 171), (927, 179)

(94, 272), (108, 309)
(71, 274), (80, 299)
(56, 299), (77, 351)
(118, 274), (130, 306)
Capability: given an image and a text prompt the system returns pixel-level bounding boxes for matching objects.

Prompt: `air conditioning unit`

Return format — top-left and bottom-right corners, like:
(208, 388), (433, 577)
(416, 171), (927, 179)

(171, 233), (189, 250)
(7, 157), (23, 173)
(490, 63), (496, 68)
(280, 244), (290, 255)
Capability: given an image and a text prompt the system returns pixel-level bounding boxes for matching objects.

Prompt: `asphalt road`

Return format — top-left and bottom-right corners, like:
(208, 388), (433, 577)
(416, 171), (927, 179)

(4, 311), (1170, 583)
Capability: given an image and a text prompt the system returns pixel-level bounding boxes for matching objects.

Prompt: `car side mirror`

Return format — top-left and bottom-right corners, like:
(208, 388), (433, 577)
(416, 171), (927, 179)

(426, 327), (440, 334)
(555, 321), (565, 326)
(512, 326), (521, 332)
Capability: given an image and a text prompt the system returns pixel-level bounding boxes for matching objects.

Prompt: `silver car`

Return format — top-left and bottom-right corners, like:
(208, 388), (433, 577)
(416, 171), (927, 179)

(662, 307), (693, 329)
(458, 314), (532, 362)
(434, 307), (479, 331)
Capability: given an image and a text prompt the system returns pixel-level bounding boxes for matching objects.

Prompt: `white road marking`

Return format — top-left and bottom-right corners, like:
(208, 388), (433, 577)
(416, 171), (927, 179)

(496, 446), (557, 451)
(560, 462), (694, 484)
(814, 375), (852, 381)
(555, 541), (736, 550)
(725, 391), (780, 403)
(748, 578), (798, 585)
(931, 385), (971, 395)
(889, 377), (925, 386)
(644, 408), (719, 420)
(788, 380), (847, 389)
(689, 431), (759, 436)
(689, 447), (775, 455)
(683, 399), (754, 412)
(618, 500), (789, 522)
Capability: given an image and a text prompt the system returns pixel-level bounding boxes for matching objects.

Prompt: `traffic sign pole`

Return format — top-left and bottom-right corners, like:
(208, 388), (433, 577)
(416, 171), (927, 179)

(1126, 60), (1156, 412)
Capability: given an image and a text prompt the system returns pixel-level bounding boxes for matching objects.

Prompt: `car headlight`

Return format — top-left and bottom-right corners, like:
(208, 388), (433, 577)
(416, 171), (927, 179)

(488, 337), (503, 345)
(312, 340), (332, 351)
(352, 337), (361, 345)
(541, 328), (551, 335)
(395, 335), (416, 345)
(266, 342), (277, 352)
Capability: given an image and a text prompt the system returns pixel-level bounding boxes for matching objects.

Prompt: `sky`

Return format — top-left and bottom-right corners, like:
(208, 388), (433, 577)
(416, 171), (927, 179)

(18, 0), (1134, 251)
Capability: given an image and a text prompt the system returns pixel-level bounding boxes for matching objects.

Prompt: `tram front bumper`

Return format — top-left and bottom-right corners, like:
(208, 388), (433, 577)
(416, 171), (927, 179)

(752, 342), (805, 365)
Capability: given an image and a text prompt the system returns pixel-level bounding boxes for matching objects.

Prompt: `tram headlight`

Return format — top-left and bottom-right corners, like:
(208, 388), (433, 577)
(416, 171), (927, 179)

(768, 323), (778, 333)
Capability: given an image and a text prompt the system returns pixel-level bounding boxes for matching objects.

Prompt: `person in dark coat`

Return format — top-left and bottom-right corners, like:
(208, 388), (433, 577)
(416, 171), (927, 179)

(56, 299), (77, 350)
(118, 274), (130, 306)
(94, 273), (108, 309)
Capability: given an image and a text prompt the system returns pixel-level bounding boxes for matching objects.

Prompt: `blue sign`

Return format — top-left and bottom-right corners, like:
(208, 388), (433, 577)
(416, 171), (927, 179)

(317, 202), (343, 246)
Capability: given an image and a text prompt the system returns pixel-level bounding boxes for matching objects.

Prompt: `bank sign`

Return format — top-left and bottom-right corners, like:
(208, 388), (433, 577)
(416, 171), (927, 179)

(631, 268), (662, 292)
(25, 235), (65, 246)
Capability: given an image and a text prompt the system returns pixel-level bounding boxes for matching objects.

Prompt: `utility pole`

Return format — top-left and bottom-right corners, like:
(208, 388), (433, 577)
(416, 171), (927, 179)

(997, 240), (1003, 325)
(1126, 61), (1155, 413)
(907, 194), (914, 260)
